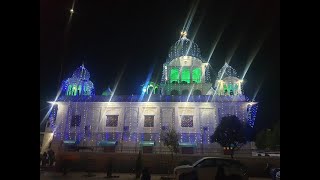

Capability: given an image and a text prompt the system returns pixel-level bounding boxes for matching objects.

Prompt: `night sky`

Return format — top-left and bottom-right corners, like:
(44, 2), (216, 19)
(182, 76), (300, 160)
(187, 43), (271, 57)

(40, 0), (279, 132)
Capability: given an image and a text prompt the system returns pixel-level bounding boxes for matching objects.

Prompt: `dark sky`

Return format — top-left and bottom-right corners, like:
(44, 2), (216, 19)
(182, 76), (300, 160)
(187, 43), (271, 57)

(40, 0), (279, 132)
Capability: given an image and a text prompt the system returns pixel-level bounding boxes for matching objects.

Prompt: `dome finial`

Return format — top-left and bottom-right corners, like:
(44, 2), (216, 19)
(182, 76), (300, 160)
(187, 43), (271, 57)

(180, 31), (187, 39)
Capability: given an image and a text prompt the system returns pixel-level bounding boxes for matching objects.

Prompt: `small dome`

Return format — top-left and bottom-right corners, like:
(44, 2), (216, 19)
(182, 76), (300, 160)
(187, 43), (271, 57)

(168, 33), (202, 61)
(72, 65), (90, 80)
(102, 87), (112, 96)
(217, 63), (238, 79)
(61, 64), (95, 96)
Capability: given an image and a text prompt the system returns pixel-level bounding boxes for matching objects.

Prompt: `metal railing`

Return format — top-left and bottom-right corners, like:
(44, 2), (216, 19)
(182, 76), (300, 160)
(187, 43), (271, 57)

(62, 145), (253, 156)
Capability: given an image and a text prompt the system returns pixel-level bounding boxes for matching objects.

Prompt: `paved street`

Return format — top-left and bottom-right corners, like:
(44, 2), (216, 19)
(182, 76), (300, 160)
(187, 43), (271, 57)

(40, 172), (271, 180)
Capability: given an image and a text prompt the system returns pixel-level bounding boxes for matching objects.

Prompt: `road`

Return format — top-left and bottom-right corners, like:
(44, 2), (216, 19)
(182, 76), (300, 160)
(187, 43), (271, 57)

(40, 172), (271, 180)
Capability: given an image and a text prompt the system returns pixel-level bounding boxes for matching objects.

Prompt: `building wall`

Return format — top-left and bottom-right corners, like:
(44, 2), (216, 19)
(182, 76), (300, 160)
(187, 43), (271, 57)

(50, 101), (249, 149)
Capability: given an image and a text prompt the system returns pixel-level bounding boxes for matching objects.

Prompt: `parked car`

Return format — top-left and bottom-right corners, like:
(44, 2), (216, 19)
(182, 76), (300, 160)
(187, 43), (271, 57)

(173, 157), (248, 180)
(276, 170), (280, 179)
(252, 150), (280, 157)
(265, 163), (280, 180)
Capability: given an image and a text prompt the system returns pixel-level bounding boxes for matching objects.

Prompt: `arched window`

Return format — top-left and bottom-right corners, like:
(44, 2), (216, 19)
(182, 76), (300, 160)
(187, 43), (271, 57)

(170, 68), (179, 83)
(223, 84), (228, 95)
(193, 89), (202, 95)
(228, 84), (233, 93)
(181, 68), (190, 83)
(192, 68), (201, 83)
(154, 87), (158, 94)
(67, 85), (72, 95)
(78, 85), (82, 95)
(181, 89), (189, 96)
(72, 85), (77, 96)
(147, 86), (154, 94)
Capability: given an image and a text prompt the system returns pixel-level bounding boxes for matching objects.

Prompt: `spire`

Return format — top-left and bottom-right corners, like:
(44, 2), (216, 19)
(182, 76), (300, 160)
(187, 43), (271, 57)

(80, 61), (86, 79)
(180, 31), (188, 39)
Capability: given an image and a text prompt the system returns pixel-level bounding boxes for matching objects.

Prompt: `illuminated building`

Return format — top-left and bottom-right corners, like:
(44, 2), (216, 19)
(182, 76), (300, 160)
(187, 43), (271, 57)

(41, 33), (258, 154)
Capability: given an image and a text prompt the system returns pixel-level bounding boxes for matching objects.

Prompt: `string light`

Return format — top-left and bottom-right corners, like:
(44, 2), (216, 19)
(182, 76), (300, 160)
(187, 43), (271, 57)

(75, 102), (79, 142)
(82, 101), (87, 143)
(60, 104), (64, 141)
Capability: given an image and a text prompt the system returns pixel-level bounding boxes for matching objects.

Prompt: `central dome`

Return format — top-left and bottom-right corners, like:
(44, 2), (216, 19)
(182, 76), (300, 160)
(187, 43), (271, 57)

(168, 33), (202, 61)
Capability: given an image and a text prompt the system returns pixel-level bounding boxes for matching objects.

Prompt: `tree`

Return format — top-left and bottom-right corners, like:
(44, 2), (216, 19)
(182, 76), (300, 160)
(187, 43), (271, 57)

(161, 127), (179, 174)
(255, 130), (267, 149)
(210, 115), (247, 159)
(272, 121), (280, 150)
(255, 121), (280, 150)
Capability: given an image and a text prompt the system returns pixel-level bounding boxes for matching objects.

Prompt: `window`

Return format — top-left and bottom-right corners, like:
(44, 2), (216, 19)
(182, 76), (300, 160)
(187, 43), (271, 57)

(170, 68), (179, 83)
(196, 159), (216, 168)
(144, 115), (154, 127)
(71, 115), (81, 127)
(192, 68), (201, 83)
(181, 68), (190, 83)
(106, 115), (118, 127)
(181, 115), (193, 127)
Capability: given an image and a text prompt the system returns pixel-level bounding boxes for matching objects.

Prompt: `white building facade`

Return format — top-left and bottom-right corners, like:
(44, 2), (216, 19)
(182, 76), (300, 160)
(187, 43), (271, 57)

(42, 32), (258, 154)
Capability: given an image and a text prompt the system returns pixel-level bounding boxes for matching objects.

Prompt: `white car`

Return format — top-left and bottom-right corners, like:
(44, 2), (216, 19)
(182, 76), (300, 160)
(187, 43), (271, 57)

(173, 157), (248, 180)
(252, 151), (280, 157)
(276, 171), (280, 179)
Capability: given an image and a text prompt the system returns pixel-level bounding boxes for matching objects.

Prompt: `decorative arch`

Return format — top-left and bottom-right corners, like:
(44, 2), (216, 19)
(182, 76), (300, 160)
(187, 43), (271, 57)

(181, 89), (189, 96)
(193, 89), (202, 95)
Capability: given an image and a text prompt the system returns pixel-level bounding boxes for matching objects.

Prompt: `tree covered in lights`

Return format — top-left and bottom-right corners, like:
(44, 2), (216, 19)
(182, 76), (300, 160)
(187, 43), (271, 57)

(161, 128), (179, 173)
(210, 115), (247, 159)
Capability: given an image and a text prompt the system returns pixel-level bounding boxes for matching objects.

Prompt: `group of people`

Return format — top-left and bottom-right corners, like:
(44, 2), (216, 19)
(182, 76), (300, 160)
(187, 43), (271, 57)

(40, 149), (56, 167)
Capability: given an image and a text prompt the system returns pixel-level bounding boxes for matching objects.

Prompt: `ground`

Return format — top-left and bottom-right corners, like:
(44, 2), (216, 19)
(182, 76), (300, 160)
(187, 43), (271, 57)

(40, 172), (271, 180)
